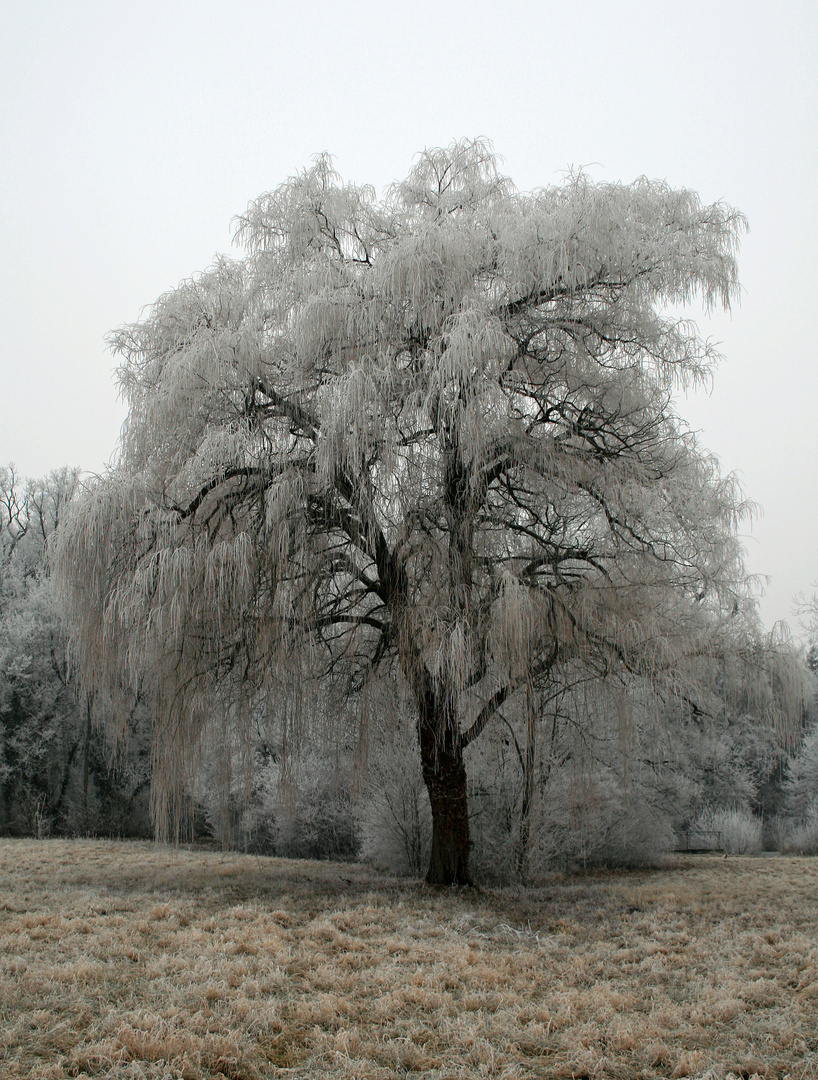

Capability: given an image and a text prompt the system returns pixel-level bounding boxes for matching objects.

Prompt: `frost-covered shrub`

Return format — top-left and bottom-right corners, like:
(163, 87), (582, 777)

(356, 745), (430, 876)
(270, 750), (357, 860)
(464, 712), (674, 880)
(191, 694), (359, 859)
(528, 768), (674, 871)
(243, 755), (279, 855)
(761, 812), (788, 852)
(779, 800), (818, 854)
(192, 718), (255, 849)
(465, 735), (526, 882)
(688, 806), (762, 854)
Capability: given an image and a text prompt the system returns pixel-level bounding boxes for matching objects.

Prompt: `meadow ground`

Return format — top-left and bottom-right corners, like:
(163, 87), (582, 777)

(0, 840), (816, 1079)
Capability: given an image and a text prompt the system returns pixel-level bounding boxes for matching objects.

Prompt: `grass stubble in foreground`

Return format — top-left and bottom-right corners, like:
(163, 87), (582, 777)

(0, 840), (816, 1079)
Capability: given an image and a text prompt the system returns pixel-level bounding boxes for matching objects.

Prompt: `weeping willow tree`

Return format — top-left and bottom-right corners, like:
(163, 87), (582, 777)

(55, 139), (785, 884)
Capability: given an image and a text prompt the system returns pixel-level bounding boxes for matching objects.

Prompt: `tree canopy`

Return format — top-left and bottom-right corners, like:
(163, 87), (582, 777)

(55, 140), (787, 883)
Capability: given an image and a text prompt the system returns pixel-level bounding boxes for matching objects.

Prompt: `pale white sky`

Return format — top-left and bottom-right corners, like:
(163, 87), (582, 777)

(1, 0), (816, 635)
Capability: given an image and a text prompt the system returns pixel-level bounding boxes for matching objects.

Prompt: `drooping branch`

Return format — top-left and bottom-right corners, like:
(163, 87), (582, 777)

(254, 378), (320, 442)
(461, 638), (560, 749)
(171, 466), (271, 520)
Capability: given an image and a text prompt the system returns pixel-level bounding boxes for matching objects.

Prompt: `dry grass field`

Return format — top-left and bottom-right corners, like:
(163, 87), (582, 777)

(1, 840), (816, 1080)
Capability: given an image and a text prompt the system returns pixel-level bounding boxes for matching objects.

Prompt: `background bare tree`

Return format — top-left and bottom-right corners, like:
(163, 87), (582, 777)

(55, 140), (796, 883)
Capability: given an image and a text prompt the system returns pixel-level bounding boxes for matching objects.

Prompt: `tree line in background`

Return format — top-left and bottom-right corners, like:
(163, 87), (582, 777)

(0, 466), (152, 840)
(5, 142), (818, 882)
(1, 455), (817, 874)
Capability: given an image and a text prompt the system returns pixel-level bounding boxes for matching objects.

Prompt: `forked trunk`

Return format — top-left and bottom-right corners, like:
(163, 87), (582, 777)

(418, 704), (472, 886)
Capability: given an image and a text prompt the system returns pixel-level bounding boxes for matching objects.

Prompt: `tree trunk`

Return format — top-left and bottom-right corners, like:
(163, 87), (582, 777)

(516, 684), (537, 880)
(418, 700), (472, 886)
(83, 693), (92, 834)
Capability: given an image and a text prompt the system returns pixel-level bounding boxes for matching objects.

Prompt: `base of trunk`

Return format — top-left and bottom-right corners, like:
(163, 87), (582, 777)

(426, 827), (472, 886)
(423, 744), (472, 886)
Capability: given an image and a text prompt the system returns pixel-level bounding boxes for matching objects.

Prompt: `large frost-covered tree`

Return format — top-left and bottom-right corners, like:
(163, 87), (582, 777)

(56, 140), (772, 883)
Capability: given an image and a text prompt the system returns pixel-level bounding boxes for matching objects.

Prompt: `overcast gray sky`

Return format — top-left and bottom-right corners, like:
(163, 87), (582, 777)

(1, 0), (816, 636)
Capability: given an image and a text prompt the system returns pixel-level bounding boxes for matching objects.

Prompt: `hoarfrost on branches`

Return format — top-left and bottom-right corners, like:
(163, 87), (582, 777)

(54, 140), (798, 883)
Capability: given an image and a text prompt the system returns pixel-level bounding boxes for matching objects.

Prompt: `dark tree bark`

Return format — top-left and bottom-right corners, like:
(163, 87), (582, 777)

(516, 685), (537, 880)
(417, 690), (472, 886)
